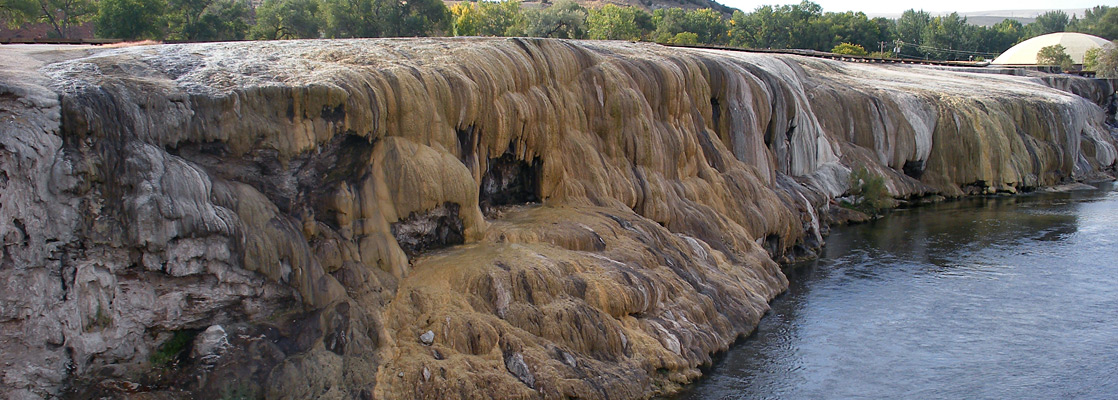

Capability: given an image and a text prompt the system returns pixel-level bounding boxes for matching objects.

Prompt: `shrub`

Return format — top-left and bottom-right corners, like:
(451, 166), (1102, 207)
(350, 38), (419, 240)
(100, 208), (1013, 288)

(845, 167), (891, 215)
(832, 42), (868, 56)
(657, 31), (698, 45)
(150, 330), (198, 368)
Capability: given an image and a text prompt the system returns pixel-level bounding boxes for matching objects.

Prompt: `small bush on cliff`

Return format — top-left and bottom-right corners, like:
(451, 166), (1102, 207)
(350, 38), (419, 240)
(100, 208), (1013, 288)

(150, 330), (198, 368)
(83, 304), (113, 332)
(845, 167), (891, 215)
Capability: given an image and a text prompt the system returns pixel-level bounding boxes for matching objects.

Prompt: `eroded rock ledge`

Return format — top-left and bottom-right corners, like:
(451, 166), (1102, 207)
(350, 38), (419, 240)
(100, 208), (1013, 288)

(1, 38), (1114, 399)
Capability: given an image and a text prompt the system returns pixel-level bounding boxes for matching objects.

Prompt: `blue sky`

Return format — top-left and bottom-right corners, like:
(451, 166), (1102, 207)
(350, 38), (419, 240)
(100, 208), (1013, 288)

(717, 0), (1113, 15)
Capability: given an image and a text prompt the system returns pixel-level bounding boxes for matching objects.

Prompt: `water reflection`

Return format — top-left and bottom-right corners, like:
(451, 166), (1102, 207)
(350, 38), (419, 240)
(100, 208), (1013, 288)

(671, 182), (1118, 399)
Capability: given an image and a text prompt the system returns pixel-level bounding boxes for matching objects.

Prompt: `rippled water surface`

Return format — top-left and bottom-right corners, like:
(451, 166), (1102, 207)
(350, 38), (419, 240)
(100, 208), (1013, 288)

(673, 182), (1118, 399)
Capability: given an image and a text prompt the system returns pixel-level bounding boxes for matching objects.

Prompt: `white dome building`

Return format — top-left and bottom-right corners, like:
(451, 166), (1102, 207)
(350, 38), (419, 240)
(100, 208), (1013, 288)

(991, 32), (1111, 65)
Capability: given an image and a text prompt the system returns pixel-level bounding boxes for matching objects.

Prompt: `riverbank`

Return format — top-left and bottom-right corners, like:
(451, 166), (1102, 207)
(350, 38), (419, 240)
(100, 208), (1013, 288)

(672, 181), (1118, 399)
(1, 38), (1115, 399)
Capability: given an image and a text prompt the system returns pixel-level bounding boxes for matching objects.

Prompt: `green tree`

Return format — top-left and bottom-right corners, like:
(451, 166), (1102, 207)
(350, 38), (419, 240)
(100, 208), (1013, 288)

(250, 0), (322, 40)
(519, 0), (587, 39)
(450, 0), (521, 37)
(823, 11), (885, 52)
(1, 0), (38, 28)
(1095, 8), (1118, 40)
(981, 18), (1025, 54)
(390, 0), (448, 37)
(33, 0), (98, 38)
(449, 2), (477, 36)
(682, 8), (727, 45)
(1069, 6), (1106, 34)
(783, 1), (827, 50)
(651, 8), (689, 43)
(894, 9), (930, 56)
(831, 42), (867, 55)
(1027, 10), (1069, 37)
(728, 6), (790, 49)
(1084, 47), (1101, 71)
(663, 31), (698, 45)
(324, 0), (400, 38)
(1089, 41), (1118, 77)
(1069, 6), (1118, 40)
(166, 0), (249, 40)
(586, 4), (648, 41)
(95, 0), (164, 39)
(871, 16), (894, 44)
(193, 0), (249, 40)
(651, 8), (726, 45)
(1036, 44), (1073, 70)
(727, 1), (828, 50)
(921, 12), (976, 60)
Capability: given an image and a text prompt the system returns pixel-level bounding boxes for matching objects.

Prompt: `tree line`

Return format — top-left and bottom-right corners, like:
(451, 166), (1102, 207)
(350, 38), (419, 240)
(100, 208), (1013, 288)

(1, 0), (1116, 61)
(0, 0), (448, 40)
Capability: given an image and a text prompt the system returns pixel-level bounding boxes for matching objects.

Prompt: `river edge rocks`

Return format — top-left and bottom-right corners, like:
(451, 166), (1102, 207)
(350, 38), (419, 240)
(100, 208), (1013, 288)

(1, 39), (1115, 399)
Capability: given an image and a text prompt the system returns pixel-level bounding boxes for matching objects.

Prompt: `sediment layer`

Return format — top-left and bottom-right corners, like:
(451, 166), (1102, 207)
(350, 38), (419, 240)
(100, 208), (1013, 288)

(1, 38), (1114, 399)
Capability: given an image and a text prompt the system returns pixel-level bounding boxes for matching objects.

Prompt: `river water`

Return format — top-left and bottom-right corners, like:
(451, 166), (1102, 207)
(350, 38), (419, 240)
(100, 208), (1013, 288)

(673, 182), (1118, 399)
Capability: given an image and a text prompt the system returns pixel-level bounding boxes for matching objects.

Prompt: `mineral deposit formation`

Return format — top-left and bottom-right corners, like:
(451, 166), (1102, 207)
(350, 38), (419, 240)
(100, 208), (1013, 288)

(1, 38), (1115, 399)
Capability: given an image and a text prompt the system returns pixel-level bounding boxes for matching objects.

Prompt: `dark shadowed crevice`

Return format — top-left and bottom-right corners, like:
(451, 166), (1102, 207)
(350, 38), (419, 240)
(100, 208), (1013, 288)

(962, 180), (989, 195)
(785, 117), (796, 141)
(763, 113), (777, 147)
(696, 129), (729, 171)
(164, 140), (228, 158)
(323, 302), (350, 356)
(320, 104), (345, 123)
(391, 202), (465, 257)
(480, 153), (541, 216)
(457, 125), (477, 168)
(710, 97), (721, 131)
(165, 132), (378, 220)
(296, 133), (377, 230)
(762, 234), (781, 259)
(903, 160), (925, 180)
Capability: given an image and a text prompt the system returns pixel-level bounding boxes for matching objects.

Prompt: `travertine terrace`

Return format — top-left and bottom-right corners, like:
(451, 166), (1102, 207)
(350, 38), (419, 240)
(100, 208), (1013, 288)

(1, 38), (1114, 399)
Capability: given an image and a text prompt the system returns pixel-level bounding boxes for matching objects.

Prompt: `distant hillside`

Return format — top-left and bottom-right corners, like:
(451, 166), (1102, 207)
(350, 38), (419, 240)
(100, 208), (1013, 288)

(869, 8), (1091, 27)
(964, 16), (1034, 27)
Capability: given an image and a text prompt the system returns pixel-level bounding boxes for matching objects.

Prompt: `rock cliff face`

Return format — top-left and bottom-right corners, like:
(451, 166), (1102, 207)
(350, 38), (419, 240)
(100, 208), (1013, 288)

(1, 38), (1114, 399)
